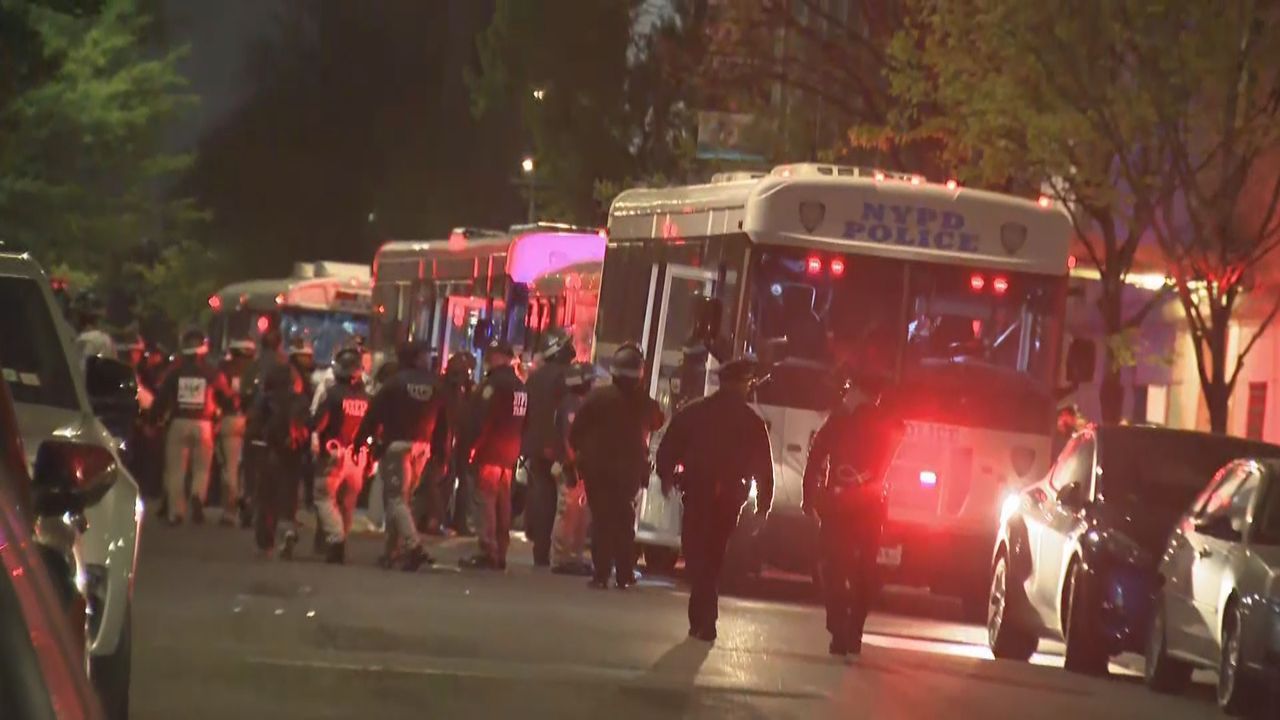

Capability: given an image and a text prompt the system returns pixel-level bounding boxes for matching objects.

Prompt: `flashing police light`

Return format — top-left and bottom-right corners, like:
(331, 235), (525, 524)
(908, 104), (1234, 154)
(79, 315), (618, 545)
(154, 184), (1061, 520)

(919, 470), (938, 487)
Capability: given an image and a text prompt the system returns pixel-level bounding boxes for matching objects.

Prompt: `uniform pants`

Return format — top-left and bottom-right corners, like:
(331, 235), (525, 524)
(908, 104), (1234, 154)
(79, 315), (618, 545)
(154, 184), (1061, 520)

(682, 498), (743, 633)
(551, 474), (591, 567)
(820, 505), (884, 651)
(583, 478), (637, 584)
(450, 456), (474, 534)
(255, 447), (302, 551)
(414, 456), (449, 532)
(314, 450), (367, 543)
(381, 441), (430, 554)
(217, 415), (247, 513)
(525, 457), (558, 565)
(474, 464), (513, 564)
(164, 418), (214, 520)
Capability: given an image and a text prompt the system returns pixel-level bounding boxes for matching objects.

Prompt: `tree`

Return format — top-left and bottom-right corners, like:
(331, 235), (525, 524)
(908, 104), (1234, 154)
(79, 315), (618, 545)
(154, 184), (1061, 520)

(882, 0), (1173, 423)
(968, 0), (1280, 434)
(0, 0), (199, 274)
(468, 0), (707, 225)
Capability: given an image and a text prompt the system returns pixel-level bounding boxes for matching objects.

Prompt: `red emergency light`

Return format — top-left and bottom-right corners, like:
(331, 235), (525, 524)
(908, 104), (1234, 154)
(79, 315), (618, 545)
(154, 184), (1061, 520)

(208, 294), (222, 312)
(806, 256), (823, 275)
(992, 276), (1010, 296)
(1037, 195), (1053, 209)
(256, 315), (270, 334)
(829, 258), (846, 277)
(969, 273), (986, 292)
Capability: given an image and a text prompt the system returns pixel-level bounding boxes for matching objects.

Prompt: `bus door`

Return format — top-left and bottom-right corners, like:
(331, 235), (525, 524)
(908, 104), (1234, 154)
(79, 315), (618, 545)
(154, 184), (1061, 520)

(441, 295), (490, 374)
(635, 264), (718, 550)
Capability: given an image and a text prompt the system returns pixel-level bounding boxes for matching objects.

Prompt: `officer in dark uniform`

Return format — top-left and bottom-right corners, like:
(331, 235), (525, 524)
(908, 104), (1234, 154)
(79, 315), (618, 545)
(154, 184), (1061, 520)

(287, 338), (318, 511)
(441, 352), (478, 534)
(656, 358), (774, 641)
(250, 346), (311, 559)
(242, 329), (288, 526)
(521, 329), (575, 566)
(310, 346), (370, 563)
(803, 374), (904, 657)
(460, 340), (527, 570)
(155, 329), (235, 525)
(356, 341), (444, 571)
(550, 361), (595, 575)
(215, 339), (256, 525)
(416, 351), (476, 534)
(570, 344), (665, 590)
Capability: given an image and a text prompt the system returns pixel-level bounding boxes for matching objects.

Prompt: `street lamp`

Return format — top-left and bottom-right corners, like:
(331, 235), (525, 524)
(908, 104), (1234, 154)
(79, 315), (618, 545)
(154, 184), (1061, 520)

(521, 157), (536, 222)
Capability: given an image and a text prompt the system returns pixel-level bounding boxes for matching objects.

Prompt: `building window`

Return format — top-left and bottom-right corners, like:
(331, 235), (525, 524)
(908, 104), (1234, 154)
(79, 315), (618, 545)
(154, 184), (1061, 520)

(1133, 384), (1169, 425)
(1247, 382), (1267, 440)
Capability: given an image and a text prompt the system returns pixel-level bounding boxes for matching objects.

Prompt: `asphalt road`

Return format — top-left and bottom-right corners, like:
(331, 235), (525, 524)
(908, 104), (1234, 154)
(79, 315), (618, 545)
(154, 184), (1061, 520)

(129, 513), (1230, 719)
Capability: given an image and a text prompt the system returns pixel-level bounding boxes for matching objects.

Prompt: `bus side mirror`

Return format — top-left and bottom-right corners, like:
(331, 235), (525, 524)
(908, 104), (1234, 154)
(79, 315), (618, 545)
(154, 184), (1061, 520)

(1065, 338), (1096, 384)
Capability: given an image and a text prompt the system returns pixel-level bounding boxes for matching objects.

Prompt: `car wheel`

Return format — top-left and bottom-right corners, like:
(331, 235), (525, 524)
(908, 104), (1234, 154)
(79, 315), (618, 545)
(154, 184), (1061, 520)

(987, 554), (1038, 661)
(1218, 601), (1258, 716)
(90, 600), (132, 720)
(642, 545), (678, 575)
(1063, 561), (1108, 676)
(1144, 596), (1192, 694)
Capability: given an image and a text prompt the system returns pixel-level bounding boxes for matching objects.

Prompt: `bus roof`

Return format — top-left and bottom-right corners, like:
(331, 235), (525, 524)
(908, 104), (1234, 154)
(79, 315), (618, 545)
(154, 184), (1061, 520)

(214, 273), (371, 314)
(608, 163), (1073, 275)
(375, 224), (605, 285)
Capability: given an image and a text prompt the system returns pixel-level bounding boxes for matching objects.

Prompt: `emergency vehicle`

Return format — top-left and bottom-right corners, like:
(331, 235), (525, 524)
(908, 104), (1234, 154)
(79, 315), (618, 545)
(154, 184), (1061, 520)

(207, 260), (372, 372)
(371, 223), (607, 376)
(603, 163), (1084, 610)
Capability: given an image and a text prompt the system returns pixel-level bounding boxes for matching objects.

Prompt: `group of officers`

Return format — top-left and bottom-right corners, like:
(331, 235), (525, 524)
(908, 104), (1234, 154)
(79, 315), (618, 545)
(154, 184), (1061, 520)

(122, 315), (907, 658)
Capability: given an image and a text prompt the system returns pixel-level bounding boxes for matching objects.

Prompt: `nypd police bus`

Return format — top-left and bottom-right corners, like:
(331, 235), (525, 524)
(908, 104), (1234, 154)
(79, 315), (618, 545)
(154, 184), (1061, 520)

(371, 223), (607, 376)
(600, 163), (1081, 609)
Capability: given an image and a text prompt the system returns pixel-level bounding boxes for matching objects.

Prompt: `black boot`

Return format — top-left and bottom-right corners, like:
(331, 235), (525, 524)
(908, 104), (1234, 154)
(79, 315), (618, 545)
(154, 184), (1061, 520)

(401, 545), (435, 572)
(325, 541), (346, 565)
(190, 496), (205, 525)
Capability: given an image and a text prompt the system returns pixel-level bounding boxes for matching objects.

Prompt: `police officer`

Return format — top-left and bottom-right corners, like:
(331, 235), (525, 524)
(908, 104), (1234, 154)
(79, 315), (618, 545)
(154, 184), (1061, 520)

(216, 339), (256, 526)
(802, 374), (904, 657)
(550, 361), (595, 576)
(242, 329), (287, 526)
(656, 358), (773, 641)
(460, 340), (526, 571)
(570, 344), (665, 589)
(310, 347), (371, 563)
(287, 338), (318, 510)
(356, 341), (443, 571)
(250, 344), (311, 559)
(445, 352), (478, 535)
(156, 329), (234, 525)
(522, 329), (575, 566)
(416, 351), (474, 534)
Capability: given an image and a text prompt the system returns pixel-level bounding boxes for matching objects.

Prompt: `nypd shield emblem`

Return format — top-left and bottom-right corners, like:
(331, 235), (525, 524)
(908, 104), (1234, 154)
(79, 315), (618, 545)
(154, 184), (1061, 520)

(799, 201), (825, 233)
(1000, 222), (1028, 255)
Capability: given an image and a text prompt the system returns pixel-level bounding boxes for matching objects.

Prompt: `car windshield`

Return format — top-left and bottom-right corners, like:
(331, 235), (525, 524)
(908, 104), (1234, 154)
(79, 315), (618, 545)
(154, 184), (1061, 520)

(280, 309), (370, 367)
(0, 276), (78, 410)
(745, 246), (1062, 429)
(1099, 430), (1280, 535)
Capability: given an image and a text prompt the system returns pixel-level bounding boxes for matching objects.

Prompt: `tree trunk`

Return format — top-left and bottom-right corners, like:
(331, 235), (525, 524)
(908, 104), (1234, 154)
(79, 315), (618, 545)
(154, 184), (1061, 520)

(1205, 382), (1230, 435)
(1099, 359), (1124, 424)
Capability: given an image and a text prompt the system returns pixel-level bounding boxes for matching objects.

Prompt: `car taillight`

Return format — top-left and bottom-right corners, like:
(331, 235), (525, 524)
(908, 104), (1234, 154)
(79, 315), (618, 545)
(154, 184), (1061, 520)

(806, 256), (822, 275)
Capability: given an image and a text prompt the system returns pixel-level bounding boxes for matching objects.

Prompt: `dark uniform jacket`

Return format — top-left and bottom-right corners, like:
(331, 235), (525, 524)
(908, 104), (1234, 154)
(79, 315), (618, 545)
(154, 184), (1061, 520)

(356, 367), (444, 453)
(252, 363), (309, 452)
(570, 383), (665, 494)
(521, 360), (568, 460)
(156, 357), (233, 423)
(553, 393), (586, 482)
(655, 390), (774, 512)
(311, 380), (371, 453)
(469, 365), (526, 469)
(802, 402), (905, 518)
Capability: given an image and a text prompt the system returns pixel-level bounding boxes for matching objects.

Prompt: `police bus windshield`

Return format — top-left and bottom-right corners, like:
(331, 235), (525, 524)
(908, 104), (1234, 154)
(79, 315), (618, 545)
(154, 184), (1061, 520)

(746, 247), (1064, 425)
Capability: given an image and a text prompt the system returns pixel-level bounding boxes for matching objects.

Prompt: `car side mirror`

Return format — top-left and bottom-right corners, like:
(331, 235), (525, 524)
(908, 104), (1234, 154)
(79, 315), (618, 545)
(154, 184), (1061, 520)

(85, 355), (138, 440)
(32, 439), (119, 517)
(1195, 513), (1242, 541)
(1065, 338), (1096, 384)
(1058, 481), (1087, 509)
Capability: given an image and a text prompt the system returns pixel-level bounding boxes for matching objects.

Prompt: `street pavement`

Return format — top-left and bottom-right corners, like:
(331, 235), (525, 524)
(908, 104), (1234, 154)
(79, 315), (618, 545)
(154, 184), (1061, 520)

(130, 512), (1229, 719)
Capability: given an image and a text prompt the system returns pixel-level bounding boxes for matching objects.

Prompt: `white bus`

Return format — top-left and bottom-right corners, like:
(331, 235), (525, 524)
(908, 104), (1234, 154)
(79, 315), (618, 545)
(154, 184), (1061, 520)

(209, 260), (372, 369)
(371, 223), (607, 375)
(603, 163), (1082, 609)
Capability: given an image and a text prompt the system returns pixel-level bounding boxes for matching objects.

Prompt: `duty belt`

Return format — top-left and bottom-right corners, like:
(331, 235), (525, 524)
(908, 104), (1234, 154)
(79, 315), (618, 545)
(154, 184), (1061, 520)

(324, 439), (370, 472)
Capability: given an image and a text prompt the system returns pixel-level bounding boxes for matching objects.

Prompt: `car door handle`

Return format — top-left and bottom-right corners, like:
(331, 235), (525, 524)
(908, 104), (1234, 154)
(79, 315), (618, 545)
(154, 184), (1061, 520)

(1197, 547), (1213, 558)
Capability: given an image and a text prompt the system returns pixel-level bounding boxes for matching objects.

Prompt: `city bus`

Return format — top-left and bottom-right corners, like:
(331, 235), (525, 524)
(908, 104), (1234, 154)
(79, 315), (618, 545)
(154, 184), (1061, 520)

(602, 163), (1080, 610)
(207, 260), (372, 372)
(371, 223), (607, 376)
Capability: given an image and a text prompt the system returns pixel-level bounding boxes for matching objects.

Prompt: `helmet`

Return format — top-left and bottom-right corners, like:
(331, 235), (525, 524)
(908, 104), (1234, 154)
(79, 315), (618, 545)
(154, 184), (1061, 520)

(565, 362), (596, 392)
(287, 337), (314, 357)
(333, 346), (362, 380)
(716, 357), (759, 385)
(397, 340), (430, 369)
(610, 343), (644, 379)
(445, 351), (476, 380)
(539, 329), (574, 362)
(228, 338), (257, 357)
(180, 328), (208, 356)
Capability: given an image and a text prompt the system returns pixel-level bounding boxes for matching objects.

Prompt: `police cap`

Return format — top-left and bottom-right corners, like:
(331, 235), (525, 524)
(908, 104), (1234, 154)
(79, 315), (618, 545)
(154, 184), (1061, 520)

(716, 357), (759, 384)
(333, 346), (362, 380)
(610, 343), (644, 379)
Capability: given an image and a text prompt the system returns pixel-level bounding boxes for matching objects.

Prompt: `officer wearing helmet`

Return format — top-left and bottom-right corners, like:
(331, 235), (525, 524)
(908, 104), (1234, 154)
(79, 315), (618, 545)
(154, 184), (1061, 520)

(415, 350), (476, 535)
(73, 291), (116, 360)
(309, 346), (371, 563)
(656, 357), (774, 641)
(459, 339), (527, 570)
(241, 328), (287, 526)
(802, 372), (904, 657)
(355, 340), (444, 570)
(521, 328), (576, 566)
(569, 343), (665, 589)
(155, 328), (234, 525)
(250, 336), (312, 558)
(215, 339), (257, 525)
(287, 338), (318, 508)
(550, 361), (596, 575)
